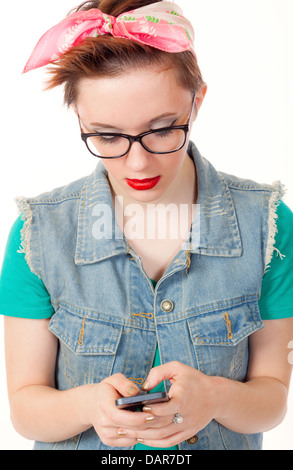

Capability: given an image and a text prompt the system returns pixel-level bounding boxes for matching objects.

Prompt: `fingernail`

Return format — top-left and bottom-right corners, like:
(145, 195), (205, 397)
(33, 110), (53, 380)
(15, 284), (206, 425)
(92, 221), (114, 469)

(141, 382), (149, 391)
(137, 438), (144, 443)
(118, 430), (127, 436)
(142, 406), (152, 412)
(145, 416), (155, 422)
(127, 387), (138, 396)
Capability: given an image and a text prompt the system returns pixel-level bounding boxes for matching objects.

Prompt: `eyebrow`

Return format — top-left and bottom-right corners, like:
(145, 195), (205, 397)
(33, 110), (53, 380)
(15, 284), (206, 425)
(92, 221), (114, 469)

(90, 112), (178, 129)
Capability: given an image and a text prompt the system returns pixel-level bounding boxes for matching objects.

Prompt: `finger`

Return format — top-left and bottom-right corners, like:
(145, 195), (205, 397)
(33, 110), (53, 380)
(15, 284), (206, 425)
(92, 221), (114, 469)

(102, 373), (141, 397)
(137, 426), (196, 449)
(111, 407), (158, 429)
(142, 361), (188, 391)
(136, 431), (185, 449)
(118, 426), (191, 449)
(99, 427), (138, 448)
(117, 420), (183, 440)
(142, 394), (183, 418)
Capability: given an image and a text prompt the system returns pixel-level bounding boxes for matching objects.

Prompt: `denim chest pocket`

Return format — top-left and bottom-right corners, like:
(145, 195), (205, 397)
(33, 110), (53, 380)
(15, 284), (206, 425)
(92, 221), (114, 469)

(187, 301), (263, 380)
(48, 305), (123, 388)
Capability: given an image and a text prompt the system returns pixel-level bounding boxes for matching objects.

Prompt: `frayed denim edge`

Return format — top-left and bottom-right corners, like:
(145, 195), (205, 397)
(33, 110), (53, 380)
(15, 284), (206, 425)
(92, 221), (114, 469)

(14, 196), (41, 279)
(264, 181), (286, 274)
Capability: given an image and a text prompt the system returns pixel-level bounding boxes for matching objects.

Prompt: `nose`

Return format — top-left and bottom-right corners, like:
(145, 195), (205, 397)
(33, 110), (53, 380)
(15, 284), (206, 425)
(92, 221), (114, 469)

(125, 141), (152, 172)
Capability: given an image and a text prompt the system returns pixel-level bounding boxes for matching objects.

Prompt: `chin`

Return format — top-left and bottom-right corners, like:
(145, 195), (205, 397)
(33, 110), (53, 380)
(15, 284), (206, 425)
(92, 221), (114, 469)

(128, 188), (164, 204)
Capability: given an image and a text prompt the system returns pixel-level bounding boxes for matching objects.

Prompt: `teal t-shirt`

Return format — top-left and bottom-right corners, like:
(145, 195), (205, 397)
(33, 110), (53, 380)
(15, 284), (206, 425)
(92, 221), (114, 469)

(0, 201), (293, 450)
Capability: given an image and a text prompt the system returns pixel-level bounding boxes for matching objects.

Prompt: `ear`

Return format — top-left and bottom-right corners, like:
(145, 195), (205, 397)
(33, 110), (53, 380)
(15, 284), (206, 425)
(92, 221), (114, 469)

(71, 104), (78, 116)
(71, 104), (85, 132)
(194, 83), (207, 116)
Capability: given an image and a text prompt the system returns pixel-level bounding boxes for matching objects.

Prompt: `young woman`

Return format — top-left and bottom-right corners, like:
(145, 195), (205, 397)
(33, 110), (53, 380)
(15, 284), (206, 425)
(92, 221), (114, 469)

(1, 0), (293, 451)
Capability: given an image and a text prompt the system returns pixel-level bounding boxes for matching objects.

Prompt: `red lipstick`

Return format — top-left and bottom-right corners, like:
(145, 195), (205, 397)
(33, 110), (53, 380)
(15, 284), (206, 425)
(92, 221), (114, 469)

(125, 176), (161, 191)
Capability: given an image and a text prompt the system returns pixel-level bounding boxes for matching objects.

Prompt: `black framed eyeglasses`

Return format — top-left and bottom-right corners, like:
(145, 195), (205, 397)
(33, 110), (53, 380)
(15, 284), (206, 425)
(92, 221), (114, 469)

(79, 94), (196, 159)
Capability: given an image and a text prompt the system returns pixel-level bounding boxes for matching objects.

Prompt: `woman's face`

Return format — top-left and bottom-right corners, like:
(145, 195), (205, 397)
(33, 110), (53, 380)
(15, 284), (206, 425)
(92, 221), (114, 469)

(74, 67), (206, 204)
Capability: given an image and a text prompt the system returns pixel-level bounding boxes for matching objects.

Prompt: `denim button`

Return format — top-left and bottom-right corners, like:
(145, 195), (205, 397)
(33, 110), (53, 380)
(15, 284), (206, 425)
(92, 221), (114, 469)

(160, 299), (174, 312)
(186, 435), (199, 445)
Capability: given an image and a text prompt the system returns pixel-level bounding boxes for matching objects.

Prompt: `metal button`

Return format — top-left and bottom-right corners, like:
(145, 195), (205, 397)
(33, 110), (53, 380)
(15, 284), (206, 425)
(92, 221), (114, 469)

(186, 435), (199, 445)
(160, 299), (174, 313)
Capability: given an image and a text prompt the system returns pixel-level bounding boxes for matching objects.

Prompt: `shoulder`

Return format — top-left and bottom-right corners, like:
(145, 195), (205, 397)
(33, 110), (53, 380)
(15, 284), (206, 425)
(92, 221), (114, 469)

(13, 168), (100, 223)
(7, 214), (25, 240)
(259, 201), (293, 320)
(16, 174), (90, 207)
(12, 172), (96, 279)
(190, 142), (284, 197)
(277, 200), (293, 221)
(219, 171), (285, 226)
(219, 170), (284, 197)
(275, 201), (293, 248)
(218, 171), (287, 273)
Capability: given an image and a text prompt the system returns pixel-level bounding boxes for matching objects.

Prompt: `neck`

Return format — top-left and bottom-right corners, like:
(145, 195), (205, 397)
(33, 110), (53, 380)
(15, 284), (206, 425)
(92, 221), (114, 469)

(161, 152), (197, 207)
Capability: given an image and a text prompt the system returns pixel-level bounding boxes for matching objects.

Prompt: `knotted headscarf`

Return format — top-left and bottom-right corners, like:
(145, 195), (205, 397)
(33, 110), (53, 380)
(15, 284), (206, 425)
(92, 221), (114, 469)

(23, 1), (195, 73)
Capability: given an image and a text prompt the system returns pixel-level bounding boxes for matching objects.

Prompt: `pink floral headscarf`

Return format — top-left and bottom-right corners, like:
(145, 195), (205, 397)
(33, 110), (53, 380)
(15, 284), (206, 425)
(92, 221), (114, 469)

(23, 1), (195, 73)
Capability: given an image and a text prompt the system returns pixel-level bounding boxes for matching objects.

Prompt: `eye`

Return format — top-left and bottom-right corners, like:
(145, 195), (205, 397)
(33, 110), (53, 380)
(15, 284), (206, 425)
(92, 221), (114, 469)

(155, 129), (174, 138)
(92, 135), (122, 145)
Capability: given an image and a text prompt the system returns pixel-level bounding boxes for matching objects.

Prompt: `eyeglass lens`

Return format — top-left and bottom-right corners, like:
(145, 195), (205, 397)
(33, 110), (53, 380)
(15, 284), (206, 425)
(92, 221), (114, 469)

(85, 128), (187, 158)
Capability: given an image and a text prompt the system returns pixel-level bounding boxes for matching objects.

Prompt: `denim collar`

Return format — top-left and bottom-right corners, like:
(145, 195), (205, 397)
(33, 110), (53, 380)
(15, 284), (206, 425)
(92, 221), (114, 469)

(74, 142), (242, 265)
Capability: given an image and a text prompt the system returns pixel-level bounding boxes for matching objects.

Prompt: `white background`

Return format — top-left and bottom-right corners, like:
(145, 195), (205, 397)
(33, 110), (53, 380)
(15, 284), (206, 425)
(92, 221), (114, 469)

(0, 0), (292, 450)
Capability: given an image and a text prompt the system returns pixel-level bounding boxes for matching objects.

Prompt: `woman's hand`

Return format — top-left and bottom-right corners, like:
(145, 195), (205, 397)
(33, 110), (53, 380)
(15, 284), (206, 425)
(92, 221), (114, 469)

(85, 373), (162, 447)
(108, 362), (218, 448)
(124, 318), (293, 447)
(4, 316), (158, 446)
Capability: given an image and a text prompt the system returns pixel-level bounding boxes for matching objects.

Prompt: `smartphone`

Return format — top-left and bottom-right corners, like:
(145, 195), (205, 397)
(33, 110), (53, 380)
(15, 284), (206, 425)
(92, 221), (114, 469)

(115, 391), (169, 410)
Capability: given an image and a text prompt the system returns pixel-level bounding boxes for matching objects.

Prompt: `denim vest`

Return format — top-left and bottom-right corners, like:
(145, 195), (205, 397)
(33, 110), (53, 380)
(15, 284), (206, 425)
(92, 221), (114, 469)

(16, 142), (284, 450)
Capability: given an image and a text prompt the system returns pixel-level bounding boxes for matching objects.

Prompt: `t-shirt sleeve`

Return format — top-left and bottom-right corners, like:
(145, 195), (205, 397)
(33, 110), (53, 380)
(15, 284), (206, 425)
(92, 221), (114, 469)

(258, 201), (293, 320)
(0, 215), (55, 319)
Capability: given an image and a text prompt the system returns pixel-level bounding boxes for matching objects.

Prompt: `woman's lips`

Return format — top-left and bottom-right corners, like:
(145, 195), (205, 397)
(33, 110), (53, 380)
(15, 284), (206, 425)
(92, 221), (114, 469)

(125, 176), (161, 191)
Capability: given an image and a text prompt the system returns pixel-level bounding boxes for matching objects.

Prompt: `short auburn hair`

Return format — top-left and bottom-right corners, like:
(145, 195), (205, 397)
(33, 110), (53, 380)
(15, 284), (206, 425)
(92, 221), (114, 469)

(46, 0), (205, 107)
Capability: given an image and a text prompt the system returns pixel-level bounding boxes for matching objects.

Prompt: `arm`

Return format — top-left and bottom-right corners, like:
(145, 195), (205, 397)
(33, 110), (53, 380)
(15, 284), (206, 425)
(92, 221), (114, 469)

(4, 316), (153, 445)
(130, 318), (293, 447)
(213, 318), (293, 433)
(5, 316), (92, 442)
